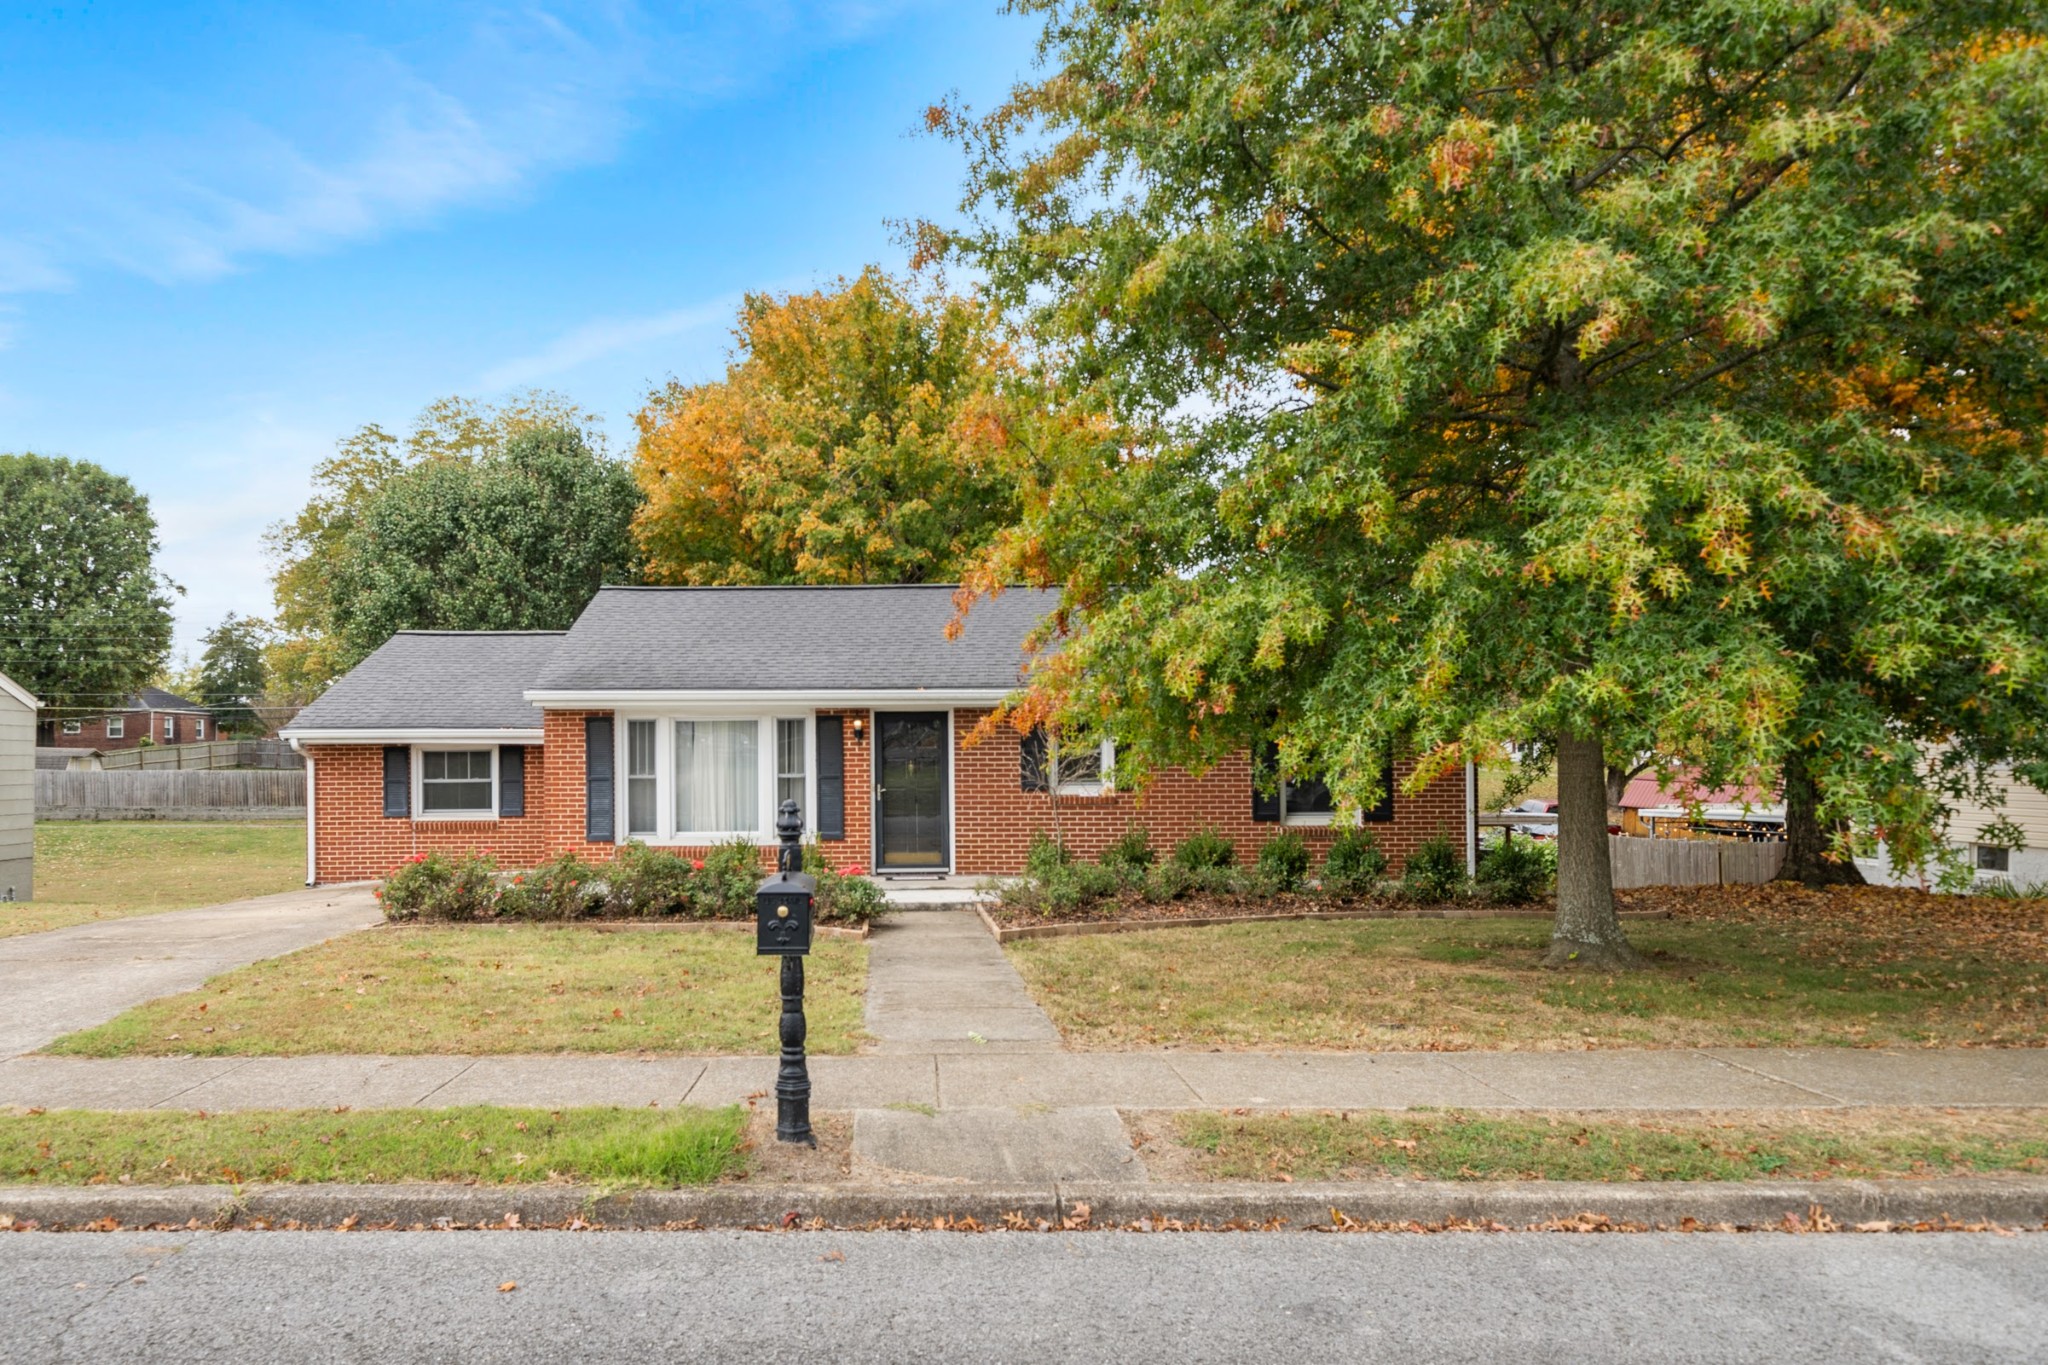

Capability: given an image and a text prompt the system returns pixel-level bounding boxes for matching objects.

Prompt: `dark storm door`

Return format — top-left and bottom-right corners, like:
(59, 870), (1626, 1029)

(875, 712), (950, 870)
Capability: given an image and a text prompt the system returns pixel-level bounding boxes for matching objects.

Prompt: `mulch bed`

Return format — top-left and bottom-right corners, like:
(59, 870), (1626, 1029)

(978, 880), (2048, 946)
(371, 918), (871, 940)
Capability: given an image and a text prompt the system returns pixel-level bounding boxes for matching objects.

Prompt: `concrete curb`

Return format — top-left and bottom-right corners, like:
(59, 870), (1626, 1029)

(977, 902), (1669, 943)
(4, 1178), (2045, 1232)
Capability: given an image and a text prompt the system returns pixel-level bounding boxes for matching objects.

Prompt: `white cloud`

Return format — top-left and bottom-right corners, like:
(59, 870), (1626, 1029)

(0, 2), (933, 299)
(478, 297), (740, 391)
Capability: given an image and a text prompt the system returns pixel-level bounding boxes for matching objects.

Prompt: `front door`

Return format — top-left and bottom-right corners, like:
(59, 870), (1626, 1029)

(875, 712), (949, 871)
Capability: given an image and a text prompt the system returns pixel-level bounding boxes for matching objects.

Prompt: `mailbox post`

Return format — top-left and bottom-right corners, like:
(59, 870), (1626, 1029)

(756, 798), (816, 1146)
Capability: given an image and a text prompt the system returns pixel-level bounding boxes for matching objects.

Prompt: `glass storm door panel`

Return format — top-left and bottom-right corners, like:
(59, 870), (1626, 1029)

(875, 712), (948, 869)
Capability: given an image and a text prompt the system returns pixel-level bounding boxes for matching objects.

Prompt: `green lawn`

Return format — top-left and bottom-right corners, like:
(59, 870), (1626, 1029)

(45, 924), (869, 1057)
(0, 1105), (748, 1186)
(1169, 1108), (2048, 1182)
(1006, 890), (2048, 1050)
(3, 822), (305, 939)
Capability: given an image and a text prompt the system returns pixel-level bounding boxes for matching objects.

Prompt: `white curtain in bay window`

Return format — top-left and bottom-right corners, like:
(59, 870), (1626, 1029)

(674, 719), (758, 833)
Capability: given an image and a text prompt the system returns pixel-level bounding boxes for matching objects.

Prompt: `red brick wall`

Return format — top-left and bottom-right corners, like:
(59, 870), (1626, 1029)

(306, 742), (559, 883)
(949, 708), (1467, 876)
(308, 705), (1469, 882)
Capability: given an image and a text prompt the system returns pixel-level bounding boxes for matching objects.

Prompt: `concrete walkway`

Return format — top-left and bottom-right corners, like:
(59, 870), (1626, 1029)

(0, 885), (381, 1057)
(862, 909), (1059, 1053)
(5, 1045), (2043, 1115)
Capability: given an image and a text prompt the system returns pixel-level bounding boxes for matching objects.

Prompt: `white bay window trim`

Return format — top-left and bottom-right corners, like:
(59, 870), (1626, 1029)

(412, 745), (498, 820)
(613, 710), (816, 846)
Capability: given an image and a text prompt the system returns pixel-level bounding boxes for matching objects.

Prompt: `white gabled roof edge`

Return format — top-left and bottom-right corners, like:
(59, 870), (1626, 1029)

(0, 670), (38, 712)
(522, 688), (1014, 708)
(283, 727), (546, 747)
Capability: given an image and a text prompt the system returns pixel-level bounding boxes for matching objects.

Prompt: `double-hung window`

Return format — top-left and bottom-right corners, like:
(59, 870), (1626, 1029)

(195, 718), (207, 740)
(775, 719), (807, 816)
(106, 716), (125, 739)
(163, 715), (177, 742)
(626, 720), (659, 837)
(60, 720), (81, 735)
(419, 749), (495, 817)
(673, 719), (759, 836)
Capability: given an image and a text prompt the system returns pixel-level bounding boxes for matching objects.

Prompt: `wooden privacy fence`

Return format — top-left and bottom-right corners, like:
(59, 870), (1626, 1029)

(1608, 835), (1784, 889)
(88, 739), (302, 772)
(36, 770), (305, 821)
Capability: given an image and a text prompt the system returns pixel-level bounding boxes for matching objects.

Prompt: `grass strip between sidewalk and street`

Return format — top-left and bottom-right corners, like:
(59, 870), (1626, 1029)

(1007, 886), (2048, 1051)
(0, 1105), (750, 1186)
(1158, 1107), (2048, 1183)
(3, 823), (306, 939)
(43, 925), (869, 1057)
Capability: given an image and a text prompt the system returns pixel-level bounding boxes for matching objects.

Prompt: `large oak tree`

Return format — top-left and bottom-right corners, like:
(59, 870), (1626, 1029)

(936, 1), (2048, 965)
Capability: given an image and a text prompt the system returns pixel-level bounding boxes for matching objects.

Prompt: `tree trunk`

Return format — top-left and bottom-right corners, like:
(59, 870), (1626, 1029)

(1776, 747), (1867, 888)
(1545, 733), (1648, 969)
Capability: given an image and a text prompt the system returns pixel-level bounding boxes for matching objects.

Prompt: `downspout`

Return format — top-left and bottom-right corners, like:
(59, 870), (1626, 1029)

(292, 738), (316, 886)
(1464, 760), (1479, 879)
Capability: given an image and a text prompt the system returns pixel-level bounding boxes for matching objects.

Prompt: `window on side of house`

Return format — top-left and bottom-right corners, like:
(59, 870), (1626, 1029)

(60, 720), (81, 735)
(195, 718), (206, 740)
(163, 715), (176, 742)
(1977, 844), (2011, 873)
(1054, 737), (1114, 796)
(1280, 774), (1337, 826)
(419, 748), (496, 817)
(625, 719), (658, 838)
(673, 718), (760, 837)
(106, 716), (125, 739)
(775, 718), (808, 819)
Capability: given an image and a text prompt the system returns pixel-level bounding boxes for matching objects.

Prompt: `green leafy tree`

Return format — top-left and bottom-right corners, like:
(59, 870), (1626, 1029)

(0, 453), (178, 726)
(936, 1), (2048, 966)
(632, 267), (1067, 585)
(267, 391), (603, 693)
(196, 615), (271, 736)
(326, 425), (643, 665)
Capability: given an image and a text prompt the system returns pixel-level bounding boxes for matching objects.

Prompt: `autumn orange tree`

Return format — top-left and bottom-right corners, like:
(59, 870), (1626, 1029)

(632, 268), (1067, 585)
(936, 2), (2048, 965)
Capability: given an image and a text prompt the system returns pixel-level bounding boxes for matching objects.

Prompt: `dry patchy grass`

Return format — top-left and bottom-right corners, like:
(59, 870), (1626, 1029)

(1006, 885), (2048, 1051)
(3, 822), (305, 939)
(1158, 1106), (2048, 1183)
(44, 925), (869, 1057)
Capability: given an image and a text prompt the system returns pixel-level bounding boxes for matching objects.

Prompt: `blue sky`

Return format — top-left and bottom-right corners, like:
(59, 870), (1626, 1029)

(0, 2), (1037, 659)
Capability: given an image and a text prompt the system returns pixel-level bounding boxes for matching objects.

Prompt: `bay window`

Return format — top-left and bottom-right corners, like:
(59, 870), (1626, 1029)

(618, 714), (814, 844)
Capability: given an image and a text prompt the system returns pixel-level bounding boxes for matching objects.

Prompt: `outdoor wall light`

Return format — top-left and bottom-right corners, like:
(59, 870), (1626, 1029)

(851, 716), (866, 742)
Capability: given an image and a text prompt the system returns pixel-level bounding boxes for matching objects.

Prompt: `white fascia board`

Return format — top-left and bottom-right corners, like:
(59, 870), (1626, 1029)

(522, 689), (1014, 708)
(282, 727), (546, 745)
(0, 671), (38, 711)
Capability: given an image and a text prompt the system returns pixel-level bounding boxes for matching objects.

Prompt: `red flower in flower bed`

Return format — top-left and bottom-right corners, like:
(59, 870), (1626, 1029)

(691, 859), (706, 871)
(838, 863), (864, 876)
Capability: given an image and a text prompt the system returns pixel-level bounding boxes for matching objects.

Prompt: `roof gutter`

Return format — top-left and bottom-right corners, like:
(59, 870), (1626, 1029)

(282, 728), (547, 745)
(521, 689), (1015, 708)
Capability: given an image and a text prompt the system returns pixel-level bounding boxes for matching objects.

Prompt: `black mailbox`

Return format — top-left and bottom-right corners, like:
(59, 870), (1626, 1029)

(756, 870), (816, 956)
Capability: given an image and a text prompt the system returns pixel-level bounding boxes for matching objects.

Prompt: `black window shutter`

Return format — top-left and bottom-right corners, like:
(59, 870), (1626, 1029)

(585, 717), (615, 843)
(382, 746), (410, 818)
(499, 746), (525, 818)
(1251, 740), (1281, 823)
(815, 715), (846, 840)
(1363, 756), (1396, 823)
(1020, 727), (1050, 792)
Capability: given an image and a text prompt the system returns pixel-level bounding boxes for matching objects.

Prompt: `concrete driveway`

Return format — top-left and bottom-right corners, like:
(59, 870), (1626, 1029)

(0, 885), (381, 1056)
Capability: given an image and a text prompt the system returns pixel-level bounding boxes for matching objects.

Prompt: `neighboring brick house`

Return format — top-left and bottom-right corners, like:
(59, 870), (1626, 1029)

(42, 686), (214, 750)
(281, 586), (1469, 884)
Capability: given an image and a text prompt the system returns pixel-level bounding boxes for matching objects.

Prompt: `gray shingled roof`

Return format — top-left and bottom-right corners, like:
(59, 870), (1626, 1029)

(285, 632), (565, 733)
(131, 686), (208, 713)
(529, 586), (1058, 693)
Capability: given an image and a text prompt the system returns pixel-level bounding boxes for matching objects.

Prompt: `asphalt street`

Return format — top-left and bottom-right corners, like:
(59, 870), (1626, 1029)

(1, 1230), (2043, 1363)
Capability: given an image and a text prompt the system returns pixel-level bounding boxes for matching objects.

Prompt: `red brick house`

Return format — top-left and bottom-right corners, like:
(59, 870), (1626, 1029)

(42, 686), (214, 750)
(281, 586), (1468, 884)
